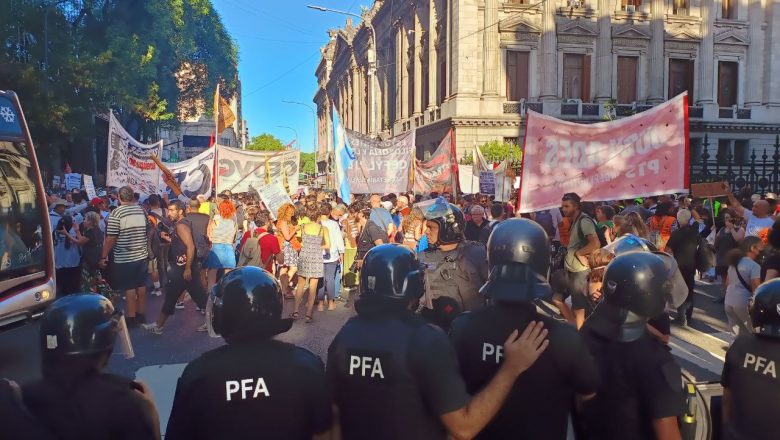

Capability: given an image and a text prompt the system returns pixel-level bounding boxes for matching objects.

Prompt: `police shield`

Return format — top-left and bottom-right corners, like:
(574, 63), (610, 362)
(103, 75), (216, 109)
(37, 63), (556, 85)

(601, 234), (653, 256)
(653, 251), (688, 309)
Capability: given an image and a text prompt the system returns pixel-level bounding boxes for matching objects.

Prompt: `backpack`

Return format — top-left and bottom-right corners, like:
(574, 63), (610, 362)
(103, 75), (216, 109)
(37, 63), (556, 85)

(575, 214), (608, 248)
(535, 210), (556, 238)
(146, 213), (162, 260)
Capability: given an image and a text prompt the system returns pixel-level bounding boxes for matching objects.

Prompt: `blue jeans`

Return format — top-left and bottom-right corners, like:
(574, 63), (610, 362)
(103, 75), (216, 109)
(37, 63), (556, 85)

(317, 261), (341, 301)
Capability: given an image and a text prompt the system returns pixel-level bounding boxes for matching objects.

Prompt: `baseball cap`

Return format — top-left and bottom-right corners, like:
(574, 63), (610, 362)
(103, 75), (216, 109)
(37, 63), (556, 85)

(50, 198), (68, 209)
(766, 192), (777, 201)
(90, 197), (103, 207)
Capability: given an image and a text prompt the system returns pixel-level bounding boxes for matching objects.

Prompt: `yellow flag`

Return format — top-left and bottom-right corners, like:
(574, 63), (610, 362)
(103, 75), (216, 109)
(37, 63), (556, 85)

(213, 84), (236, 136)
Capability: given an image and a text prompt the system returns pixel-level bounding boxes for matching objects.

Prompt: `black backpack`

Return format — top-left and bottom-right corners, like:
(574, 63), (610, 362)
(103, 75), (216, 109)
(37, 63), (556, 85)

(146, 212), (163, 260)
(576, 214), (608, 248)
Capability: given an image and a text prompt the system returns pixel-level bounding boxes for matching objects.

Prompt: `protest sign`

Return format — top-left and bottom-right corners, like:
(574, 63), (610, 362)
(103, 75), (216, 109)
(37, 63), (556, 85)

(518, 93), (689, 213)
(345, 129), (414, 194)
(65, 173), (82, 191)
(691, 182), (729, 198)
(52, 175), (61, 189)
(83, 175), (97, 200)
(479, 171), (495, 195)
(216, 146), (299, 195)
(257, 182), (293, 220)
(414, 129), (458, 194)
(159, 149), (215, 199)
(106, 113), (162, 196)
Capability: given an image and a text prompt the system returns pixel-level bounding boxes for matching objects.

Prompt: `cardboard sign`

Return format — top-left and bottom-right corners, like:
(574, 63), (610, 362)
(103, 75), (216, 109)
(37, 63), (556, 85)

(83, 175), (97, 200)
(65, 173), (82, 191)
(257, 182), (293, 220)
(691, 182), (729, 198)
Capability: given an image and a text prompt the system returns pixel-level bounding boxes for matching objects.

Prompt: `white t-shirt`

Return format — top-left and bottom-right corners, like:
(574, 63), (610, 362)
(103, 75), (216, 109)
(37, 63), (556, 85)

(743, 210), (774, 237)
(725, 257), (761, 307)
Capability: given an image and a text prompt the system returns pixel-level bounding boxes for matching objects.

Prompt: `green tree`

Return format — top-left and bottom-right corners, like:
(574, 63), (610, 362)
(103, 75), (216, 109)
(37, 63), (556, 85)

(246, 133), (286, 151)
(460, 140), (522, 166)
(300, 152), (316, 175)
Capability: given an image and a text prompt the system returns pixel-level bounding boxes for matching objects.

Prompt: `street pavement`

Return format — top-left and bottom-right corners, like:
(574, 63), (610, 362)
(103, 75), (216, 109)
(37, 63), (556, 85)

(0, 278), (730, 436)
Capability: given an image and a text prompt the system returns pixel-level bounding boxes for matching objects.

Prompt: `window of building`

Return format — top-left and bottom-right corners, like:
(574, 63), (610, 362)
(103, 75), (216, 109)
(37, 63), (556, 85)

(673, 0), (688, 14)
(563, 53), (590, 101)
(621, 0), (642, 11)
(718, 61), (738, 107)
(438, 57), (447, 104)
(668, 59), (694, 101)
(717, 139), (731, 164)
(616, 56), (638, 104)
(689, 138), (703, 164)
(506, 50), (530, 101)
(734, 140), (749, 164)
(722, 0), (737, 19)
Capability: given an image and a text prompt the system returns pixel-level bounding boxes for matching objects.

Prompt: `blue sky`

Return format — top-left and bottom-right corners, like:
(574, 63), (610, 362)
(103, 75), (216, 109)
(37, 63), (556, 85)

(212, 0), (364, 152)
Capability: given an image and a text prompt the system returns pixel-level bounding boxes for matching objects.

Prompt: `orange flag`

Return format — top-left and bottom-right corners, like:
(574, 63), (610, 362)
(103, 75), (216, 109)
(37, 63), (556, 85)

(213, 84), (236, 136)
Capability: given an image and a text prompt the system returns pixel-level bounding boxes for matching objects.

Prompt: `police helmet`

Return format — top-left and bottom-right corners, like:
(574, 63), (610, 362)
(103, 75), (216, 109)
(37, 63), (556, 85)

(750, 279), (780, 339)
(423, 197), (465, 247)
(40, 293), (127, 358)
(602, 252), (675, 319)
(480, 218), (551, 302)
(208, 267), (292, 340)
(604, 234), (657, 255)
(358, 244), (424, 308)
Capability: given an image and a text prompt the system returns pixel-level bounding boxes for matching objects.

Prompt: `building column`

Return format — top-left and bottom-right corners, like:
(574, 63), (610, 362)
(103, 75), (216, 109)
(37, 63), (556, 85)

(744, 0), (762, 106)
(401, 22), (410, 120)
(765, 0), (780, 105)
(595, 0), (612, 102)
(540, 0), (558, 100)
(647, 0), (665, 104)
(428, 0), (438, 110)
(413, 11), (423, 116)
(698, 0), (716, 105)
(482, 0), (499, 96)
(351, 65), (360, 131)
(396, 26), (404, 122)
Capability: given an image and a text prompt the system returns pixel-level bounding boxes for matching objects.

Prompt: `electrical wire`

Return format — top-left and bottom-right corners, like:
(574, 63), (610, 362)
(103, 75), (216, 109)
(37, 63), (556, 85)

(243, 50), (322, 96)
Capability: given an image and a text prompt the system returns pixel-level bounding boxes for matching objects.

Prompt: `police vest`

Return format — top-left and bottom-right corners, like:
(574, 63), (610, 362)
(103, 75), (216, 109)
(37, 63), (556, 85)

(419, 241), (486, 313)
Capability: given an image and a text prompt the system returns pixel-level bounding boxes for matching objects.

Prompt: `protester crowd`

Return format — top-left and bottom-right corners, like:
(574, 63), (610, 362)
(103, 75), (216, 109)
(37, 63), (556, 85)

(17, 180), (780, 439)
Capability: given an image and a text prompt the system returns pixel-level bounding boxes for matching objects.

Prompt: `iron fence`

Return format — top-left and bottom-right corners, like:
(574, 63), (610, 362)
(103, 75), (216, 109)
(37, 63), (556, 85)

(690, 134), (780, 195)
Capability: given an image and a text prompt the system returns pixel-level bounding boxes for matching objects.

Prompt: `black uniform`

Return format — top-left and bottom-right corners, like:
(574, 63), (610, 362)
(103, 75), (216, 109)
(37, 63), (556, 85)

(449, 303), (600, 439)
(166, 339), (331, 440)
(21, 373), (159, 440)
(579, 325), (684, 440)
(327, 312), (471, 440)
(721, 333), (780, 440)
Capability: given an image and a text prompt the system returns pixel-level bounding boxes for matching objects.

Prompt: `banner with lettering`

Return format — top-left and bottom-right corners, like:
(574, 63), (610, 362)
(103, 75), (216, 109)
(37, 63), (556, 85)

(216, 146), (300, 195)
(413, 129), (458, 194)
(106, 113), (163, 196)
(159, 148), (215, 199)
(64, 173), (82, 191)
(345, 129), (414, 194)
(518, 93), (689, 213)
(256, 182), (294, 220)
(83, 175), (97, 200)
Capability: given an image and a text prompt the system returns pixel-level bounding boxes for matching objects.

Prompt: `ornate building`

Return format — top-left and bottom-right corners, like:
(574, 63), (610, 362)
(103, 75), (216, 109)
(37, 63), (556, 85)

(314, 0), (780, 174)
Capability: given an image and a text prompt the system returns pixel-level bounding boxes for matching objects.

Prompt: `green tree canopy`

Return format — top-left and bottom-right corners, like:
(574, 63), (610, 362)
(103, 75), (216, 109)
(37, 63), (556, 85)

(299, 152), (316, 175)
(246, 133), (286, 151)
(461, 140), (522, 166)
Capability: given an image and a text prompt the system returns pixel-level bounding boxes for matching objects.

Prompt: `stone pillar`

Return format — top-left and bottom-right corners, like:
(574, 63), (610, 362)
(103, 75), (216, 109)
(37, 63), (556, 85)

(428, 0), (438, 110)
(698, 0), (716, 105)
(765, 0), (780, 105)
(744, 0), (763, 106)
(540, 0), (558, 99)
(352, 65), (360, 131)
(482, 0), (499, 96)
(647, 0), (665, 104)
(414, 11), (424, 116)
(396, 26), (404, 122)
(401, 22), (410, 120)
(595, 0), (612, 102)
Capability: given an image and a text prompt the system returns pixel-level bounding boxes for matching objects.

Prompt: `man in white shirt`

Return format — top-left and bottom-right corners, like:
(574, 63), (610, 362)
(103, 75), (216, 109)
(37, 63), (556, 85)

(318, 202), (346, 311)
(728, 190), (775, 237)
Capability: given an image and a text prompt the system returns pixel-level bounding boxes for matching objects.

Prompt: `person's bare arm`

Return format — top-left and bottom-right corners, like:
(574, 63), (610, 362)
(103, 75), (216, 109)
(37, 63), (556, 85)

(177, 223), (194, 281)
(751, 277), (761, 291)
(652, 416), (682, 440)
(576, 234), (601, 266)
(646, 324), (670, 345)
(731, 227), (745, 242)
(765, 269), (780, 281)
(727, 191), (746, 218)
(440, 322), (549, 440)
(101, 235), (117, 260)
(280, 222), (296, 241)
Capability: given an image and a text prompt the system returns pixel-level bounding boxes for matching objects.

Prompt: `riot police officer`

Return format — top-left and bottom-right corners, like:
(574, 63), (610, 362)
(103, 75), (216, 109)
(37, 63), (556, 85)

(449, 218), (600, 439)
(19, 293), (160, 439)
(328, 244), (549, 440)
(166, 267), (332, 439)
(579, 252), (685, 439)
(418, 197), (488, 330)
(721, 278), (780, 440)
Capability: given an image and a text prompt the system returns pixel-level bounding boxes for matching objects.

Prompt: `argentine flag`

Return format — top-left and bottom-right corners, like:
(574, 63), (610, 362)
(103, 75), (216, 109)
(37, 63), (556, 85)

(333, 107), (355, 204)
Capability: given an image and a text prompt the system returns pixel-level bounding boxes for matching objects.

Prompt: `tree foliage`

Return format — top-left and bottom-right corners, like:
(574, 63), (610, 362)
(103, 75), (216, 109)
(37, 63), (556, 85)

(246, 133), (286, 151)
(300, 152), (315, 175)
(461, 140), (522, 165)
(0, 0), (238, 169)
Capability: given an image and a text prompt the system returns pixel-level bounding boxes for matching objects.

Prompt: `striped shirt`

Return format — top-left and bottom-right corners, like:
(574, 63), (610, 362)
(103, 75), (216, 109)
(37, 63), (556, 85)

(106, 204), (149, 263)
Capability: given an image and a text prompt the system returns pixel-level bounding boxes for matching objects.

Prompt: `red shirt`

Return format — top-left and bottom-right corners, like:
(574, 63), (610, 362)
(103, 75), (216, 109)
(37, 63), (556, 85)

(240, 228), (281, 272)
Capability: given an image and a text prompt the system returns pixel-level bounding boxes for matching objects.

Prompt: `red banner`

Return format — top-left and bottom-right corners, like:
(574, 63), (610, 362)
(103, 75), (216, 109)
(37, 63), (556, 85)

(413, 129), (458, 194)
(518, 93), (689, 213)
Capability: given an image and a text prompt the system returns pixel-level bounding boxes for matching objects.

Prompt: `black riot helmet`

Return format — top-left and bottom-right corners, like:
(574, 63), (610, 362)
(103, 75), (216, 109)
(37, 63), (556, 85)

(750, 279), (780, 339)
(480, 218), (551, 302)
(357, 244), (425, 311)
(588, 252), (676, 342)
(40, 293), (130, 360)
(423, 197), (465, 248)
(207, 267), (292, 341)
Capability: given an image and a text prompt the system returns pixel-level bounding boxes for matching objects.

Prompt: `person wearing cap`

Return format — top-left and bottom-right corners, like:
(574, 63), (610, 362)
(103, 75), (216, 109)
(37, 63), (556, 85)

(449, 219), (599, 439)
(166, 267), (333, 439)
(48, 198), (68, 234)
(728, 188), (775, 237)
(765, 192), (778, 215)
(720, 278), (780, 440)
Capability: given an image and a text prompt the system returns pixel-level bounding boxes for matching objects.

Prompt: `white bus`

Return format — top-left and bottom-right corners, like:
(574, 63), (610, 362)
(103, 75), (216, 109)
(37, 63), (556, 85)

(0, 90), (55, 326)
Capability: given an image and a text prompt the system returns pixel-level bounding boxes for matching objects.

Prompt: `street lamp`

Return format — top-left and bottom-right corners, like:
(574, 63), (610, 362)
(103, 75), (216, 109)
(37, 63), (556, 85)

(282, 100), (317, 154)
(276, 126), (299, 149)
(308, 4), (378, 137)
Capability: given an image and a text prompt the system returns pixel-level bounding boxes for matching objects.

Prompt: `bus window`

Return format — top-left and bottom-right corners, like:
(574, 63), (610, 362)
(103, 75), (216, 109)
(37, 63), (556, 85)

(0, 140), (45, 285)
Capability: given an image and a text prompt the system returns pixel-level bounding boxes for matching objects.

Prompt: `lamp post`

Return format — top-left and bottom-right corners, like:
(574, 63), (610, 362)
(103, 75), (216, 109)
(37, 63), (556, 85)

(282, 100), (317, 154)
(308, 4), (378, 137)
(276, 126), (299, 149)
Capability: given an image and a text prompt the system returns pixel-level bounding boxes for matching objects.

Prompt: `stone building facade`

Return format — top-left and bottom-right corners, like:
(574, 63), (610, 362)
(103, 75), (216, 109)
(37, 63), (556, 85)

(314, 0), (780, 174)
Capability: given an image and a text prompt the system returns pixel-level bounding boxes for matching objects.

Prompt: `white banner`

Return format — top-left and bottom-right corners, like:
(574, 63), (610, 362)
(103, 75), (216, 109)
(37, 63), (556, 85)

(83, 175), (97, 200)
(106, 113), (163, 196)
(159, 149), (215, 199)
(216, 146), (299, 195)
(458, 165), (480, 194)
(257, 182), (293, 220)
(65, 173), (81, 191)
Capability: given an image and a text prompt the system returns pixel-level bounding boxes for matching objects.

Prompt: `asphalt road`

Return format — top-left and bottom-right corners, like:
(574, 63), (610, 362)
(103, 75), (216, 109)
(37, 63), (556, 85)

(0, 279), (730, 436)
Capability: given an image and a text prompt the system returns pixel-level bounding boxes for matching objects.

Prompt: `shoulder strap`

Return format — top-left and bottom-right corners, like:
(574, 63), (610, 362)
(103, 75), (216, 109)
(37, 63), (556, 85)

(734, 261), (753, 292)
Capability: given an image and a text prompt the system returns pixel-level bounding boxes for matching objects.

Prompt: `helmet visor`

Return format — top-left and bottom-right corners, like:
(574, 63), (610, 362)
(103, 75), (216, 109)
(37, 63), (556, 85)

(423, 197), (453, 220)
(653, 251), (688, 309)
(205, 289), (221, 339)
(601, 234), (650, 256)
(113, 314), (135, 359)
